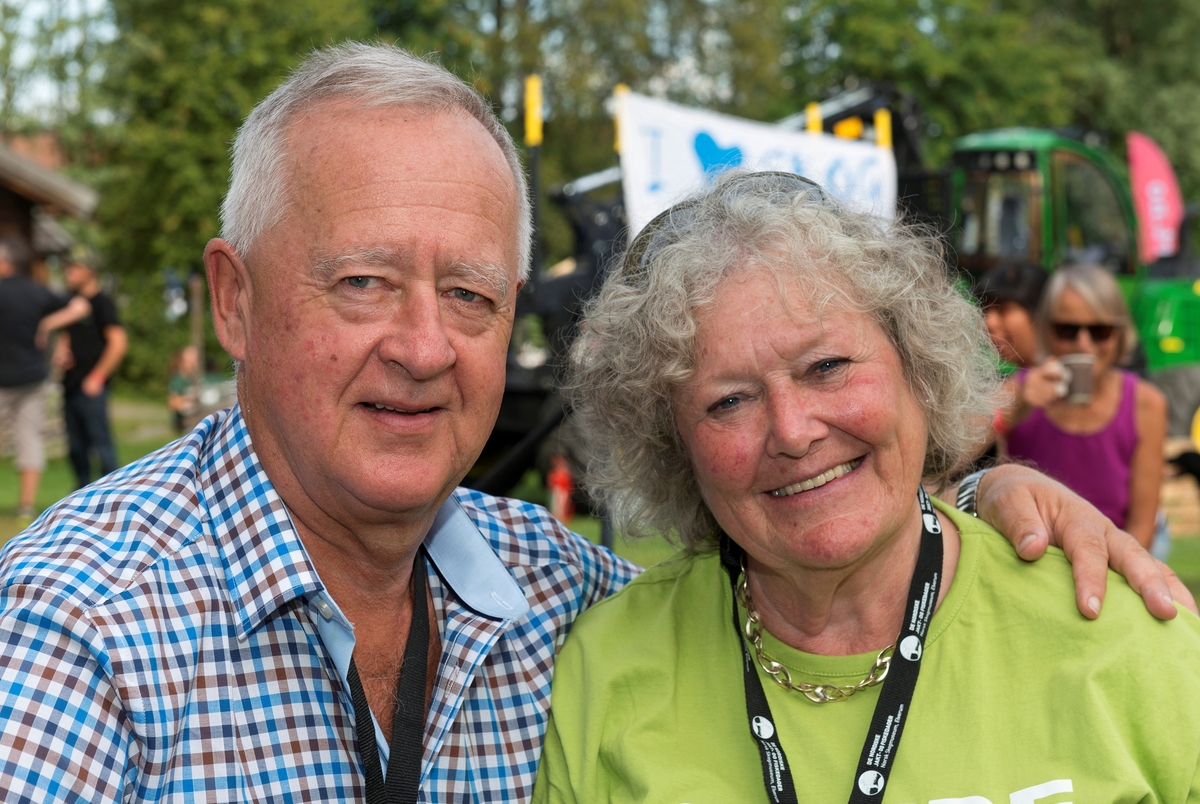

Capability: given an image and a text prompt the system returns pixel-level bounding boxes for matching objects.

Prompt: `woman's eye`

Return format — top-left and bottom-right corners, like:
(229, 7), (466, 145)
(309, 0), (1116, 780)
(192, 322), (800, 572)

(453, 288), (481, 302)
(345, 276), (377, 289)
(814, 358), (844, 374)
(709, 396), (741, 413)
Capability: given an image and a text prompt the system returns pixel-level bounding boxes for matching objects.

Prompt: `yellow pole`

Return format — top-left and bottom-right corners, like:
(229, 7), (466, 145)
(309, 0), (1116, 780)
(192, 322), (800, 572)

(806, 102), (822, 134)
(613, 84), (630, 152)
(524, 75), (545, 273)
(874, 108), (892, 148)
(524, 74), (543, 147)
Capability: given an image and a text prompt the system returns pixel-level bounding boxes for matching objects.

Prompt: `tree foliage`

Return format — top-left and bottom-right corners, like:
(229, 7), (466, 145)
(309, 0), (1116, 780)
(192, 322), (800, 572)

(785, 0), (1200, 198)
(86, 0), (368, 390)
(0, 1), (107, 140)
(370, 0), (477, 67)
(1053, 0), (1200, 202)
(97, 0), (368, 278)
(0, 2), (30, 136)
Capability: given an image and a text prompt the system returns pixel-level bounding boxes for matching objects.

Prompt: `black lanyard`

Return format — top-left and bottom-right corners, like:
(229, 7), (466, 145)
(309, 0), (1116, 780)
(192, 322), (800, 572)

(345, 548), (431, 804)
(719, 488), (943, 803)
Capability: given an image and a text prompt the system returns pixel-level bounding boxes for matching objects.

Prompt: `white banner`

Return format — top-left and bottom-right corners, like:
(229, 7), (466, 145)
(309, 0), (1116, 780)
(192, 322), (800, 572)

(616, 91), (897, 236)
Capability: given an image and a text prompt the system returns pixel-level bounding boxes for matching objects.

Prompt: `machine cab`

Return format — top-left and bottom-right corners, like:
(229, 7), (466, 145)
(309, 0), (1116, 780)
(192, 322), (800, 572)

(953, 129), (1138, 280)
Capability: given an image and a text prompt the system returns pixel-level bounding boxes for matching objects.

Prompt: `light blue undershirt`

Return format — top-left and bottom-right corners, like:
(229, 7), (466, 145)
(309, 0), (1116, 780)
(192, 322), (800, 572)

(305, 495), (531, 774)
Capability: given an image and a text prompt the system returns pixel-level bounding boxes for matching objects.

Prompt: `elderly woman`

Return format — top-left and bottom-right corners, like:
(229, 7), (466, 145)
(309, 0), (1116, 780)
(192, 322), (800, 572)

(533, 173), (1200, 802)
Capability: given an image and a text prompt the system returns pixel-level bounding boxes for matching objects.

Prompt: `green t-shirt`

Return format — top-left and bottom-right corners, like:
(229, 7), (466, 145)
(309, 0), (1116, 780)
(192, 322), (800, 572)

(534, 502), (1200, 803)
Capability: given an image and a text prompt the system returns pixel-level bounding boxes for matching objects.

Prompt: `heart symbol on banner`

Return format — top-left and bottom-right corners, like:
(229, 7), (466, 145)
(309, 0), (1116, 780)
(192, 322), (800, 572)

(693, 131), (743, 178)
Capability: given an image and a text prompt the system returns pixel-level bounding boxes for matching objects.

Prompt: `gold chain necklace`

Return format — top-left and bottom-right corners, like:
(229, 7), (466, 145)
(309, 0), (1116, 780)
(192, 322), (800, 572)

(736, 569), (894, 704)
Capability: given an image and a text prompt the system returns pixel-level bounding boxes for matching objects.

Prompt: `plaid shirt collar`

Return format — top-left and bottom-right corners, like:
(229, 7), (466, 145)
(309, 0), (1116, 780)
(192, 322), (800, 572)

(201, 404), (530, 642)
(199, 405), (326, 638)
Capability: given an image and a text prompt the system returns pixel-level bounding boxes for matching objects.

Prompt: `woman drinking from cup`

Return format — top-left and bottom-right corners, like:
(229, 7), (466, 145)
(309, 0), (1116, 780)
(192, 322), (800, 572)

(1006, 265), (1167, 549)
(533, 175), (1200, 803)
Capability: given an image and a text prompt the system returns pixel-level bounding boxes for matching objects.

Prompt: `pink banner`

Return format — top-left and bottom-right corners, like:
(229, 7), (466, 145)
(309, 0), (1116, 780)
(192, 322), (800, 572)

(1127, 131), (1184, 263)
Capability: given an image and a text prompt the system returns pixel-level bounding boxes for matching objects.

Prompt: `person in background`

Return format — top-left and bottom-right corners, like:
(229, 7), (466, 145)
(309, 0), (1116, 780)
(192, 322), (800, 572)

(978, 261), (1049, 370)
(973, 261), (1051, 464)
(0, 236), (90, 522)
(167, 345), (200, 433)
(55, 252), (127, 488)
(1006, 264), (1168, 550)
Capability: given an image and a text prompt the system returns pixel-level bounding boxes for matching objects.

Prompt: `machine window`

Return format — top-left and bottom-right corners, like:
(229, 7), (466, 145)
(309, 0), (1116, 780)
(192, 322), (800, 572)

(959, 170), (1040, 266)
(1056, 152), (1133, 274)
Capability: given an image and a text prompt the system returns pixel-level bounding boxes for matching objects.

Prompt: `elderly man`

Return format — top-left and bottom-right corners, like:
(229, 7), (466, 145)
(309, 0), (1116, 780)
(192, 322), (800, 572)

(0, 43), (1188, 803)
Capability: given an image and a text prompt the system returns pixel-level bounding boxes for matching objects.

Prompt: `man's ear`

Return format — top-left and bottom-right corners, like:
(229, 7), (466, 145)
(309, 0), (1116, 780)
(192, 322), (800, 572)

(204, 238), (252, 362)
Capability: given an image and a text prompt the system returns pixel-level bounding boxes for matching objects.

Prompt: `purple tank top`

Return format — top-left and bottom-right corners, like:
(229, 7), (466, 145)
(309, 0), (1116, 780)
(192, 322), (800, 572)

(1005, 370), (1139, 528)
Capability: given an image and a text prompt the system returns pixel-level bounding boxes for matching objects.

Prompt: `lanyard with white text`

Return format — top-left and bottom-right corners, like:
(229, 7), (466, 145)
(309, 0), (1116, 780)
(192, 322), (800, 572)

(718, 487), (943, 803)
(345, 548), (430, 804)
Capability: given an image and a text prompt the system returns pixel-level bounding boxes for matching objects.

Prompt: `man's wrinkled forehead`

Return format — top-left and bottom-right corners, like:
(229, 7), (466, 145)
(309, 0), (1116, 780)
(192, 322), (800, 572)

(248, 103), (520, 274)
(284, 98), (515, 198)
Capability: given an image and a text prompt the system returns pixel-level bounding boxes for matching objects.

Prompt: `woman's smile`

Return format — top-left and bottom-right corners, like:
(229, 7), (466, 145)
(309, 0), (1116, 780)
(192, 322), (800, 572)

(768, 457), (863, 497)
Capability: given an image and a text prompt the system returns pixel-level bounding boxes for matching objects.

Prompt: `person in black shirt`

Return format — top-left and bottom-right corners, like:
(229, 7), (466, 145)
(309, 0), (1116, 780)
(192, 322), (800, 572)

(0, 236), (91, 519)
(56, 255), (127, 488)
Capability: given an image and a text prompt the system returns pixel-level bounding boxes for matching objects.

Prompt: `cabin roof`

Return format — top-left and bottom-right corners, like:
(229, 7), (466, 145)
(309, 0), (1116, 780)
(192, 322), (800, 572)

(0, 141), (97, 220)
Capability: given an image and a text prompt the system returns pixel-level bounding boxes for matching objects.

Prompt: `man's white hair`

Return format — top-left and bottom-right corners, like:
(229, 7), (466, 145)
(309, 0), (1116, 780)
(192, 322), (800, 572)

(220, 41), (531, 279)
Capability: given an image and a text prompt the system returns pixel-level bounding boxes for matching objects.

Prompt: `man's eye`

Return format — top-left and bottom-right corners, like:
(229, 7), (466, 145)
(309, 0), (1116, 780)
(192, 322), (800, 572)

(345, 276), (377, 289)
(452, 288), (481, 302)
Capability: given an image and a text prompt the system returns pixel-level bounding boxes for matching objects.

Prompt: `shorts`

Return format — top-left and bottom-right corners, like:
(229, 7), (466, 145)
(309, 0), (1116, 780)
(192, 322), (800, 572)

(0, 382), (48, 471)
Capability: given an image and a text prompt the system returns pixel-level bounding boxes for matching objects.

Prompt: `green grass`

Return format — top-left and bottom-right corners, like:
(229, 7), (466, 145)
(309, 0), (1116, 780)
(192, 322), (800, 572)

(1, 396), (177, 542)
(565, 514), (678, 569)
(1166, 536), (1200, 601)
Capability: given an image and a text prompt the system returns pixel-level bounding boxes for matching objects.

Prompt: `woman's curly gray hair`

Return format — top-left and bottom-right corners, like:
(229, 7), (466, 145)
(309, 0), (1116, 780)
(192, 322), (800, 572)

(565, 171), (1004, 553)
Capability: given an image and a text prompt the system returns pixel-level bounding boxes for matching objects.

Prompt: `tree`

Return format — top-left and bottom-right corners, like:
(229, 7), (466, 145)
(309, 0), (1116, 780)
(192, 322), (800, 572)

(90, 0), (369, 390)
(1054, 0), (1200, 203)
(781, 0), (1200, 204)
(0, 1), (106, 140)
(0, 1), (30, 137)
(370, 0), (479, 68)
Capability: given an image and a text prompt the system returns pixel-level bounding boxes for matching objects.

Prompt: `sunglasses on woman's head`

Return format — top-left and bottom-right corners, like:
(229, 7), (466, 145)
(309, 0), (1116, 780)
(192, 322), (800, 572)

(621, 171), (826, 282)
(1051, 322), (1116, 342)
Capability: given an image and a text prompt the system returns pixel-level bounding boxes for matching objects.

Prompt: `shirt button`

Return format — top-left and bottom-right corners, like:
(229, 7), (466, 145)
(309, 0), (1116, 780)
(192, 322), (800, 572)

(316, 598), (334, 620)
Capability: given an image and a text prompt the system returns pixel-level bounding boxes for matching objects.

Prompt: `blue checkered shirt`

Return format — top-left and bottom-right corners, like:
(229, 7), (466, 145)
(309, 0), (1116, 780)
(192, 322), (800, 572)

(0, 405), (638, 802)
